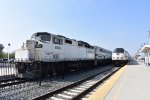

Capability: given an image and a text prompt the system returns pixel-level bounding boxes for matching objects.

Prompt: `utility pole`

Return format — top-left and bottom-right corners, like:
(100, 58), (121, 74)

(8, 43), (10, 61)
(148, 31), (150, 37)
(0, 44), (4, 53)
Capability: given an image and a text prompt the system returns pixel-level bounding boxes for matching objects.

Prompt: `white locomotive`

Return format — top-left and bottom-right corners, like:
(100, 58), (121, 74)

(15, 32), (112, 78)
(112, 48), (131, 66)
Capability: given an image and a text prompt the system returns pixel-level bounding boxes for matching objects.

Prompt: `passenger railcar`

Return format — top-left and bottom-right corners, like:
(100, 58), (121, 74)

(15, 32), (112, 78)
(112, 48), (131, 66)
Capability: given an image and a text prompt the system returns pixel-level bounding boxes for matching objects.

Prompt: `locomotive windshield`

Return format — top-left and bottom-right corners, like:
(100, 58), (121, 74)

(114, 48), (124, 53)
(31, 32), (51, 42)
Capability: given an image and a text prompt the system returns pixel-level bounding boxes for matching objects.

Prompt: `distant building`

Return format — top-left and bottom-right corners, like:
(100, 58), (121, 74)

(135, 49), (144, 63)
(140, 45), (150, 66)
(0, 44), (4, 53)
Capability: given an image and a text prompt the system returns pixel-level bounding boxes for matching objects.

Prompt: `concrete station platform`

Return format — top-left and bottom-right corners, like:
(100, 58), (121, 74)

(88, 59), (150, 100)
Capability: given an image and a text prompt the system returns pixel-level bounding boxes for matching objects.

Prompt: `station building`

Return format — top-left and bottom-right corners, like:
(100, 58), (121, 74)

(140, 45), (150, 66)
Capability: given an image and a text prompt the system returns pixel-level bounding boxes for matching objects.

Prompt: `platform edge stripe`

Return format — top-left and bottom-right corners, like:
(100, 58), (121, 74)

(87, 66), (127, 100)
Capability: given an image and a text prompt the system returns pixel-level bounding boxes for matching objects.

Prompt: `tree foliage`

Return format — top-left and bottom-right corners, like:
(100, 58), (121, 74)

(0, 52), (15, 59)
(0, 44), (15, 59)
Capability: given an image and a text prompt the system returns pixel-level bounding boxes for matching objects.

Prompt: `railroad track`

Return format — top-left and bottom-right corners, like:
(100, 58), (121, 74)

(32, 67), (120, 100)
(0, 78), (32, 88)
(0, 78), (21, 83)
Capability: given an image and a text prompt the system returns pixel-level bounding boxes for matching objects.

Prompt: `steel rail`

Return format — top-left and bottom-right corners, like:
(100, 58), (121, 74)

(0, 78), (23, 83)
(0, 78), (32, 88)
(32, 67), (118, 100)
(72, 68), (120, 100)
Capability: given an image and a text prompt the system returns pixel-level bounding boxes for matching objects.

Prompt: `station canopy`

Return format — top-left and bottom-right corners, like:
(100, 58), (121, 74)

(140, 45), (150, 53)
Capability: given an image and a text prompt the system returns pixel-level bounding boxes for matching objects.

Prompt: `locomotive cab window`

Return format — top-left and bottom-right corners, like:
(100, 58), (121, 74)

(32, 32), (51, 42)
(78, 42), (83, 47)
(114, 48), (124, 53)
(41, 35), (51, 42)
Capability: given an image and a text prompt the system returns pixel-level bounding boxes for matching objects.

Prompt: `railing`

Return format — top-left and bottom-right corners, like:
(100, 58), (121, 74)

(0, 61), (16, 80)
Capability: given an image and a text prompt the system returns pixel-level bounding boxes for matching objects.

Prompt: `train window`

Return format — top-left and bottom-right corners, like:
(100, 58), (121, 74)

(53, 37), (58, 44)
(85, 44), (91, 48)
(100, 49), (102, 52)
(114, 48), (124, 53)
(87, 46), (93, 49)
(35, 44), (43, 48)
(41, 35), (51, 41)
(53, 37), (63, 45)
(53, 54), (59, 59)
(31, 34), (36, 39)
(85, 45), (88, 48)
(59, 39), (63, 45)
(32, 32), (51, 42)
(65, 39), (72, 44)
(78, 42), (83, 47)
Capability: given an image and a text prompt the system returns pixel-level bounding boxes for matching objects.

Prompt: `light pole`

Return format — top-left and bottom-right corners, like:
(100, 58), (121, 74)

(8, 43), (10, 61)
(148, 31), (150, 37)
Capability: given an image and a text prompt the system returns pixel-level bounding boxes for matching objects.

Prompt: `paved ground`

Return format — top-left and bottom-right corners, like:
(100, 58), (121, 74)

(105, 60), (150, 100)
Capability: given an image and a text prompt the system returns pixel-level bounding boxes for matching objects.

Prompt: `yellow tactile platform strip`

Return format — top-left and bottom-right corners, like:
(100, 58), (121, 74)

(87, 66), (127, 100)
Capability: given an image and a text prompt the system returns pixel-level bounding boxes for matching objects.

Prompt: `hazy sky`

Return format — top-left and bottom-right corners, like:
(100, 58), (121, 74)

(0, 0), (150, 55)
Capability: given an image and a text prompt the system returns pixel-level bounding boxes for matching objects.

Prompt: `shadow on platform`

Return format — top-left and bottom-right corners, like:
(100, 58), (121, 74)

(127, 59), (139, 65)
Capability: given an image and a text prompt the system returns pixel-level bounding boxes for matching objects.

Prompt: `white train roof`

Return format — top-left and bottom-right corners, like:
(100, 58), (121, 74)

(94, 46), (112, 53)
(31, 32), (111, 51)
